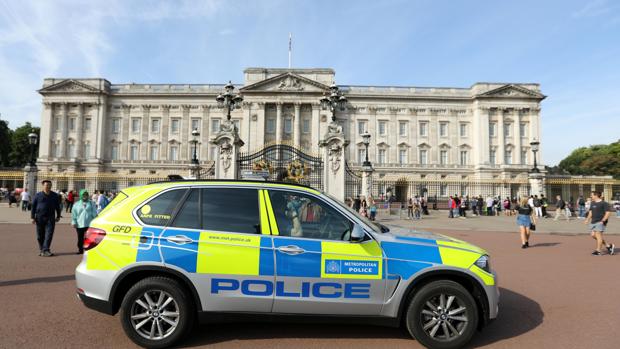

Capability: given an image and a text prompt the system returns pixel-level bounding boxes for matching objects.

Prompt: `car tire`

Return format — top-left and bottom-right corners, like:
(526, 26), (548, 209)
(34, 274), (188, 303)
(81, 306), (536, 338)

(405, 280), (479, 349)
(120, 276), (194, 349)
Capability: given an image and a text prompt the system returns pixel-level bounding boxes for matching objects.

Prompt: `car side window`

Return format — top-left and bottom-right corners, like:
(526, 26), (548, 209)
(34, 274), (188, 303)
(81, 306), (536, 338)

(201, 188), (260, 234)
(268, 190), (352, 241)
(138, 189), (187, 226)
(171, 189), (200, 229)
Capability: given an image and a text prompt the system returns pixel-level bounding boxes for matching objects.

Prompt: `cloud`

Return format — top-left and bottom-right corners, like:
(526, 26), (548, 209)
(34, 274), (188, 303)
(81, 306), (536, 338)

(572, 0), (612, 18)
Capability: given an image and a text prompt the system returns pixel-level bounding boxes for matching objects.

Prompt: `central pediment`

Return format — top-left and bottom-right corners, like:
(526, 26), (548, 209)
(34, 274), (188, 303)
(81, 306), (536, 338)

(477, 84), (545, 99)
(240, 72), (331, 93)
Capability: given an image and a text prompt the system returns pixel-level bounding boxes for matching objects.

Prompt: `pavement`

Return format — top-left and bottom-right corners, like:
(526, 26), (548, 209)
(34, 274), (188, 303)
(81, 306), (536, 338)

(1, 205), (620, 348)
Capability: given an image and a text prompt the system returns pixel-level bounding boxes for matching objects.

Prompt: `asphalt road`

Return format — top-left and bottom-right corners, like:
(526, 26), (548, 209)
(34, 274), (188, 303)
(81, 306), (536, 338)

(1, 222), (618, 349)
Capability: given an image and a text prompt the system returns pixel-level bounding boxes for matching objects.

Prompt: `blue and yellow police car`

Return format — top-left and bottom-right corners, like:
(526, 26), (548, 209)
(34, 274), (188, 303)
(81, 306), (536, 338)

(76, 180), (498, 349)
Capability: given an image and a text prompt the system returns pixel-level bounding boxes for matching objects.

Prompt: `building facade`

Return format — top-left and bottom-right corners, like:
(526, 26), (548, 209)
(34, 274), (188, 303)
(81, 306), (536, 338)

(37, 67), (546, 185)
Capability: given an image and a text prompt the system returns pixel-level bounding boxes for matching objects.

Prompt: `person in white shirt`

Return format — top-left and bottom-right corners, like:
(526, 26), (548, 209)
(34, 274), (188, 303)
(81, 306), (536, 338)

(20, 189), (31, 211)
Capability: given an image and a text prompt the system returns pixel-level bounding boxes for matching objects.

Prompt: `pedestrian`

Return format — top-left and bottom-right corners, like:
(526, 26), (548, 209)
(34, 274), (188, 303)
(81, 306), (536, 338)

(486, 196), (494, 216)
(584, 191), (614, 256)
(554, 195), (570, 221)
(368, 196), (377, 221)
(540, 194), (548, 218)
(577, 195), (586, 219)
(448, 196), (454, 218)
(66, 190), (74, 213)
(477, 196), (484, 216)
(516, 196), (536, 249)
(359, 197), (368, 218)
(413, 195), (422, 220)
(8, 189), (17, 207)
(565, 199), (573, 218)
(97, 190), (110, 214)
(472, 196), (478, 216)
(533, 195), (543, 217)
(503, 197), (511, 216)
(614, 200), (620, 218)
(71, 189), (98, 254)
(353, 195), (361, 212)
(453, 195), (461, 218)
(407, 197), (414, 219)
(30, 180), (62, 257)
(20, 189), (31, 211)
(421, 196), (429, 215)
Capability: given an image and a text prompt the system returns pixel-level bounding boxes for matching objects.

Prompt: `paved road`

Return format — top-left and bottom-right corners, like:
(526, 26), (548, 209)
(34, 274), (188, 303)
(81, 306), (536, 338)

(1, 217), (619, 348)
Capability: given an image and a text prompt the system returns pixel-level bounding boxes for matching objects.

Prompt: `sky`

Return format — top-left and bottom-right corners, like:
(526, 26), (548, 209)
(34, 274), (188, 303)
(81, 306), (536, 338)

(0, 0), (619, 165)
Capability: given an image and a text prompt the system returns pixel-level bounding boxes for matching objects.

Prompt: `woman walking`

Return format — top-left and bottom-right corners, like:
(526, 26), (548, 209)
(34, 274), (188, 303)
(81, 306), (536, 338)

(516, 196), (537, 249)
(71, 189), (97, 254)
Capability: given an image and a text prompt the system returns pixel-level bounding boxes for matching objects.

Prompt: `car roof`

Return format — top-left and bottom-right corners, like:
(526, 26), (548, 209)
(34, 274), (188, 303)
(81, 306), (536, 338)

(141, 179), (322, 195)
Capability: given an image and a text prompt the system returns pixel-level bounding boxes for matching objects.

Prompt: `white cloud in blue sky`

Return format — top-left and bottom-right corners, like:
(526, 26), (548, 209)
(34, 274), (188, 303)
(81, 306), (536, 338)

(1, 0), (619, 165)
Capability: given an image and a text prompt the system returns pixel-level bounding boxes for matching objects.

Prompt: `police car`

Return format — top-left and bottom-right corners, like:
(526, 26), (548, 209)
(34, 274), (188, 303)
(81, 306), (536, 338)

(76, 180), (498, 349)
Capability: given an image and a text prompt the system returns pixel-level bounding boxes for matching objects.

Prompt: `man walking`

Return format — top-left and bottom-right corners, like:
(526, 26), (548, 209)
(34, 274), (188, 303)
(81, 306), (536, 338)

(553, 195), (570, 221)
(584, 191), (614, 256)
(533, 195), (543, 217)
(577, 195), (586, 219)
(30, 180), (62, 257)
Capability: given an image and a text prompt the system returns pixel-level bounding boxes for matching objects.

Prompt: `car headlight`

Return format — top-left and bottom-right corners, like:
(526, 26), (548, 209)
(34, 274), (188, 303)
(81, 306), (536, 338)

(474, 255), (490, 273)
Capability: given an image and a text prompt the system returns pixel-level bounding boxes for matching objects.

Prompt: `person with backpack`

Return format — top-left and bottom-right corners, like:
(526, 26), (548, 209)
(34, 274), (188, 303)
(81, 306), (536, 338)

(554, 195), (570, 221)
(577, 195), (586, 219)
(533, 195), (542, 217)
(516, 196), (537, 249)
(97, 190), (110, 213)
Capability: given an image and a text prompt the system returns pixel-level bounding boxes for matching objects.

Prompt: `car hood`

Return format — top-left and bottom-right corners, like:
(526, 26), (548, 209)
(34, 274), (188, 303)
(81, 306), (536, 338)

(380, 225), (487, 255)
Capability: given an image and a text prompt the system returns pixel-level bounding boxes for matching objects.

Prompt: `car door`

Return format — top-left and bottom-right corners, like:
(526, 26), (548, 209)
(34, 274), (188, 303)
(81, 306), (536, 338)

(266, 189), (385, 315)
(190, 187), (275, 312)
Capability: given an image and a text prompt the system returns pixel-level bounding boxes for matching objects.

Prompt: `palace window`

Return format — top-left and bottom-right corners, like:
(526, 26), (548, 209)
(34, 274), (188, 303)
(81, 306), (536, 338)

(170, 119), (180, 134)
(112, 118), (120, 133)
(504, 149), (512, 164)
(460, 123), (468, 137)
(83, 143), (90, 159)
(399, 122), (407, 136)
(111, 145), (119, 160)
(84, 118), (91, 131)
(419, 149), (428, 164)
(521, 149), (528, 164)
(284, 118), (292, 134)
(303, 118), (310, 133)
(54, 117), (60, 132)
(169, 145), (179, 161)
(150, 145), (159, 161)
(357, 121), (367, 134)
(399, 149), (407, 165)
(132, 118), (141, 133)
(212, 119), (221, 133)
(490, 149), (496, 164)
(440, 122), (448, 137)
(151, 119), (160, 133)
(520, 123), (527, 137)
(69, 117), (75, 131)
(68, 143), (76, 158)
(460, 150), (468, 165)
(266, 118), (275, 133)
(419, 122), (428, 136)
(191, 119), (200, 131)
(504, 123), (511, 137)
(378, 149), (386, 164)
(130, 145), (138, 160)
(440, 150), (448, 165)
(378, 121), (386, 136)
(489, 122), (496, 137)
(358, 148), (366, 164)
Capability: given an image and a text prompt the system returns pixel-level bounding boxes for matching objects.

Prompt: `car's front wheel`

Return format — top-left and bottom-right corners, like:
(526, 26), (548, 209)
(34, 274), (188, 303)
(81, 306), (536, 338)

(120, 276), (193, 349)
(405, 280), (479, 349)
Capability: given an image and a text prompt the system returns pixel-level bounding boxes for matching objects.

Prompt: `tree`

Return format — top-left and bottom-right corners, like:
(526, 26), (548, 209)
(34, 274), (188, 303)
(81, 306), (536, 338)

(0, 117), (11, 167)
(9, 122), (40, 167)
(558, 141), (620, 179)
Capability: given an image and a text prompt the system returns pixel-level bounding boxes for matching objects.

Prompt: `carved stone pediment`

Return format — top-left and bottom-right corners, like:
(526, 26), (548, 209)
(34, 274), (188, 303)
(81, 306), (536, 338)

(477, 84), (545, 99)
(240, 73), (330, 93)
(39, 79), (104, 94)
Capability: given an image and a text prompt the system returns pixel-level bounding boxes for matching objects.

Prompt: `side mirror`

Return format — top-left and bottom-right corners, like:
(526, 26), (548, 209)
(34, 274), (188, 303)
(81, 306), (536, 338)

(351, 223), (366, 243)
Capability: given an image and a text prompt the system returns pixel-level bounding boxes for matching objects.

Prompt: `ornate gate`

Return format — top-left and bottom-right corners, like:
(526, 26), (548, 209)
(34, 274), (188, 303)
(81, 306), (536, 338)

(237, 144), (323, 190)
(345, 161), (362, 199)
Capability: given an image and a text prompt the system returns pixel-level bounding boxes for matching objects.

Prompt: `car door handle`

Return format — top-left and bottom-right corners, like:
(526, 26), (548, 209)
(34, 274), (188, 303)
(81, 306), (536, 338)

(277, 245), (306, 255)
(166, 235), (193, 245)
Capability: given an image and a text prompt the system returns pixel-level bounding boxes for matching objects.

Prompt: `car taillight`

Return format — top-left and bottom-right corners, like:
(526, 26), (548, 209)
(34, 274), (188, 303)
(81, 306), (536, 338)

(83, 227), (106, 251)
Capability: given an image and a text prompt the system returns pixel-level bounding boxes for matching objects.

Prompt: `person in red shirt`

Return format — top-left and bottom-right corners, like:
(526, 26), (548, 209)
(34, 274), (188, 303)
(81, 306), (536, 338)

(66, 190), (75, 213)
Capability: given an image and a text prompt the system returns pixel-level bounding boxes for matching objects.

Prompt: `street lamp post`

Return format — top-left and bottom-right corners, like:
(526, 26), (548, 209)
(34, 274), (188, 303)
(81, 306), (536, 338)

(361, 131), (372, 168)
(320, 83), (347, 123)
(190, 128), (200, 179)
(530, 139), (540, 173)
(28, 131), (38, 166)
(216, 81), (244, 123)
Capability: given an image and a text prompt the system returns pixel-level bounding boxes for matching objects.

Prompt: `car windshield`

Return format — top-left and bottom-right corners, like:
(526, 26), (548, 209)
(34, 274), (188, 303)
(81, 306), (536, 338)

(324, 192), (386, 233)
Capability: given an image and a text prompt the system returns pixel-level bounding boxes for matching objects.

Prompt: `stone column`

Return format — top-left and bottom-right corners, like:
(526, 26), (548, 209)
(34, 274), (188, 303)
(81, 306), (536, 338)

(497, 108), (505, 165)
(311, 103), (320, 152)
(39, 102), (53, 161)
(210, 119), (245, 180)
(513, 108), (522, 164)
(59, 103), (68, 159)
(200, 105), (210, 163)
(243, 102), (253, 150)
(472, 103), (489, 168)
(529, 171), (544, 197)
(293, 103), (301, 148)
(255, 102), (266, 148)
(181, 105), (191, 160)
(319, 121), (349, 202)
(141, 105), (151, 160)
(161, 105), (171, 160)
(275, 102), (283, 144)
(23, 165), (38, 201)
(94, 98), (108, 162)
(361, 165), (374, 200)
(76, 103), (84, 159)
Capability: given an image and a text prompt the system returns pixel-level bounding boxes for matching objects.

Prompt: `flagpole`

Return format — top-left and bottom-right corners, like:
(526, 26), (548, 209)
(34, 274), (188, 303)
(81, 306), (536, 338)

(288, 33), (292, 69)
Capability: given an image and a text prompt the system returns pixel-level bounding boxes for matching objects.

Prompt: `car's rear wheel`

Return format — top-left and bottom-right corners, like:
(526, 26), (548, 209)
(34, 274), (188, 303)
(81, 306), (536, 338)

(120, 277), (193, 349)
(405, 280), (478, 349)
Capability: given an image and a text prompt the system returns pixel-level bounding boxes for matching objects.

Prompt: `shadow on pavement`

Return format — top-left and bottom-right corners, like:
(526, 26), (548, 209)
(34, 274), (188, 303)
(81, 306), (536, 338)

(180, 287), (542, 347)
(530, 242), (561, 248)
(467, 287), (543, 347)
(0, 274), (75, 287)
